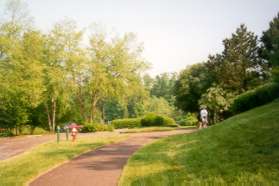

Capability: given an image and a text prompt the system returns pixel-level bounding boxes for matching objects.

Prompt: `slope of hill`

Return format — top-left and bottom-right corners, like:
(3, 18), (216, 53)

(120, 99), (279, 185)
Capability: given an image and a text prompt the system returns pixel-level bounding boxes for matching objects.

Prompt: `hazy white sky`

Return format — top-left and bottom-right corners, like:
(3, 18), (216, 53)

(1, 0), (278, 76)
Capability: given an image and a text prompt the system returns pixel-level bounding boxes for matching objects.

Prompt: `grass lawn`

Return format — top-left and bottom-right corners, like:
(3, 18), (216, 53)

(121, 126), (196, 133)
(119, 99), (279, 185)
(0, 133), (128, 186)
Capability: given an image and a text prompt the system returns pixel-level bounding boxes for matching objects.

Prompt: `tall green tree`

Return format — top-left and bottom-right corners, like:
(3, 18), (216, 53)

(42, 20), (82, 131)
(174, 63), (214, 112)
(0, 1), (45, 133)
(220, 24), (268, 92)
(87, 32), (147, 122)
(150, 73), (177, 105)
(261, 13), (279, 82)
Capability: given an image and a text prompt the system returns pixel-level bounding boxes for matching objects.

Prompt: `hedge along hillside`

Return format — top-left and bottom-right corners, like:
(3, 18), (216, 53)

(231, 83), (279, 114)
(141, 113), (177, 127)
(80, 123), (114, 133)
(112, 118), (141, 129)
(112, 113), (177, 129)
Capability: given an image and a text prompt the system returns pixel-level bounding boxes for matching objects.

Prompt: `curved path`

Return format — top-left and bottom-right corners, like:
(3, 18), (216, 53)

(30, 129), (196, 186)
(0, 135), (54, 160)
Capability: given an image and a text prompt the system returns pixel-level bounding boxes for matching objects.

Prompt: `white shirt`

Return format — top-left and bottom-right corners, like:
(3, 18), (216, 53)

(200, 109), (208, 118)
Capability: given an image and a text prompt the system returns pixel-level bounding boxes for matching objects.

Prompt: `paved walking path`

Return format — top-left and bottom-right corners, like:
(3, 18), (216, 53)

(30, 129), (196, 186)
(0, 135), (54, 160)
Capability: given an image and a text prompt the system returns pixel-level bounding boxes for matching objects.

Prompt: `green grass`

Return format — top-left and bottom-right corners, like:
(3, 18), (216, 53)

(119, 99), (279, 185)
(121, 126), (195, 133)
(0, 134), (128, 186)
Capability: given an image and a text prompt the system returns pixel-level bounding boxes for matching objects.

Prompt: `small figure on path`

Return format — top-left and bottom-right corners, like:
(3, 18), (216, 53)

(68, 123), (82, 142)
(199, 106), (208, 129)
(71, 127), (78, 142)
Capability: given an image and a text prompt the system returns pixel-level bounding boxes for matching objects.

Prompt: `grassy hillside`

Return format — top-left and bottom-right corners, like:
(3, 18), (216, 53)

(119, 99), (279, 185)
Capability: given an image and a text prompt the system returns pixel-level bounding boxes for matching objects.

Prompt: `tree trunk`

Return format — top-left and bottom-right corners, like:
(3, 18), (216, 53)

(51, 97), (56, 132)
(45, 103), (52, 131)
(76, 86), (86, 121)
(90, 97), (98, 123)
(102, 103), (105, 123)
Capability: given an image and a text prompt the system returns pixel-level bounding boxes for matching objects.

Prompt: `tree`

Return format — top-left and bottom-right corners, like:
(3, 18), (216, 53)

(220, 24), (268, 92)
(142, 74), (154, 92)
(42, 20), (82, 131)
(150, 73), (177, 105)
(174, 63), (214, 112)
(103, 98), (125, 122)
(199, 86), (234, 123)
(144, 97), (174, 117)
(0, 2), (44, 133)
(87, 32), (147, 122)
(261, 13), (279, 82)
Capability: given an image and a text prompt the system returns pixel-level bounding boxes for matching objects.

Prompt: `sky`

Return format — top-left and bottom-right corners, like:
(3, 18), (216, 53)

(1, 0), (278, 76)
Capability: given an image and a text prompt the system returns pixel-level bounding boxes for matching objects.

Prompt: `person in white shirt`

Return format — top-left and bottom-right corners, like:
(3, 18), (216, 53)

(199, 106), (208, 128)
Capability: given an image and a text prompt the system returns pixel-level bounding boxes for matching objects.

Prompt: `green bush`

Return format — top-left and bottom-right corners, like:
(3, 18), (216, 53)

(20, 126), (49, 135)
(161, 115), (178, 127)
(80, 123), (113, 133)
(0, 129), (13, 137)
(141, 113), (177, 127)
(81, 124), (96, 133)
(112, 118), (141, 129)
(141, 113), (162, 127)
(178, 113), (198, 126)
(231, 83), (279, 114)
(94, 123), (114, 132)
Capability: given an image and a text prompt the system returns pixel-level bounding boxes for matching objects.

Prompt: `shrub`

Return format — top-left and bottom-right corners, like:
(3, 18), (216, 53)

(178, 113), (198, 126)
(20, 126), (49, 135)
(161, 115), (178, 127)
(0, 129), (13, 137)
(81, 124), (96, 133)
(141, 113), (162, 127)
(231, 83), (279, 114)
(80, 123), (113, 133)
(94, 123), (114, 132)
(112, 118), (141, 129)
(141, 113), (177, 127)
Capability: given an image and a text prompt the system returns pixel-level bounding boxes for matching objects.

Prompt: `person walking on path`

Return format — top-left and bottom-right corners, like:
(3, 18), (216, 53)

(199, 106), (208, 129)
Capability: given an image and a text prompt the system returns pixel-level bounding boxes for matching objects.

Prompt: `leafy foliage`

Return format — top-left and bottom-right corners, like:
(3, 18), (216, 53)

(0, 129), (14, 137)
(220, 24), (268, 92)
(261, 13), (279, 82)
(174, 24), (272, 124)
(80, 123), (114, 133)
(177, 113), (198, 126)
(112, 118), (141, 129)
(141, 113), (177, 127)
(150, 73), (177, 105)
(230, 83), (279, 114)
(174, 63), (214, 112)
(144, 97), (174, 117)
(199, 86), (234, 123)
